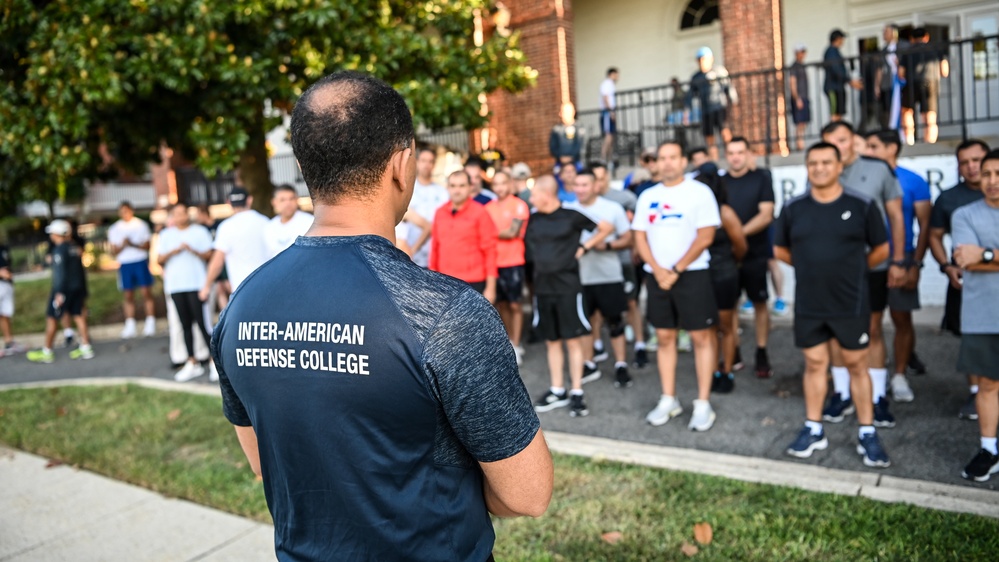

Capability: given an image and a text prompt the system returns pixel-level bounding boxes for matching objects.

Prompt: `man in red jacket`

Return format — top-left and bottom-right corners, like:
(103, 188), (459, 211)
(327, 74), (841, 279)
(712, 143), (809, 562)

(430, 170), (499, 302)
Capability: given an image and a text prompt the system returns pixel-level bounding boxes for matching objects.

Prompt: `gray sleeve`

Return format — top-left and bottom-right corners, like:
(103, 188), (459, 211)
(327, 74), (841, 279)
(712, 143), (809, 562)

(424, 289), (540, 463)
(951, 207), (979, 247)
(883, 171), (903, 202)
(211, 311), (252, 427)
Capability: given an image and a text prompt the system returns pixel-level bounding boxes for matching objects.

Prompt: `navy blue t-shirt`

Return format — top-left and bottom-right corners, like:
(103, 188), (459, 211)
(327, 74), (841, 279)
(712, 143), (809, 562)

(213, 235), (539, 561)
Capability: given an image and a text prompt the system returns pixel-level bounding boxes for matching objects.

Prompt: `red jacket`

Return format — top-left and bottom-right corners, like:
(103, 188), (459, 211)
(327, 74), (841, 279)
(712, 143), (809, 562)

(429, 200), (498, 283)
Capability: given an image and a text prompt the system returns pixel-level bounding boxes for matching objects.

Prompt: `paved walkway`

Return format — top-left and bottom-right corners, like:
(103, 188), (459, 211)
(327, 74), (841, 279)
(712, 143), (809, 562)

(3, 309), (999, 560)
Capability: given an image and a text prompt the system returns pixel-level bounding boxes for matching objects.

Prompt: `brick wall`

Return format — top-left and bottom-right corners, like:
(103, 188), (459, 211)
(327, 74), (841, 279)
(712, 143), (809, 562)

(480, 0), (576, 175)
(719, 0), (787, 154)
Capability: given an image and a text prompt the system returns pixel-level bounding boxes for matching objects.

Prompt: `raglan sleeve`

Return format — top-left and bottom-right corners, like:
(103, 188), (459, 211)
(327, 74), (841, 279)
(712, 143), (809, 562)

(866, 201), (889, 248)
(211, 310), (252, 427)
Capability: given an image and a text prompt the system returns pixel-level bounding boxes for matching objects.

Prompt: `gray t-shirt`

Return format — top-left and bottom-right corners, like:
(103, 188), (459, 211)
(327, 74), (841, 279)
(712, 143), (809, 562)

(601, 188), (638, 264)
(840, 156), (903, 270)
(952, 200), (999, 334)
(565, 197), (630, 285)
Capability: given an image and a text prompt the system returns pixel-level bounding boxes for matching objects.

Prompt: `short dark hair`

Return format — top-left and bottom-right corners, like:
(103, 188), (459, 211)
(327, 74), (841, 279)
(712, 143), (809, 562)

(464, 156), (486, 169)
(806, 141), (841, 161)
(290, 71), (414, 205)
(956, 139), (990, 158)
(982, 149), (999, 168)
(821, 120), (854, 137)
(607, 67), (618, 76)
(685, 145), (707, 159)
(576, 167), (596, 180)
(911, 27), (928, 40)
(830, 29), (846, 42)
(866, 129), (902, 156)
(272, 184), (297, 197)
(119, 201), (134, 210)
(727, 136), (750, 149)
(588, 161), (608, 172)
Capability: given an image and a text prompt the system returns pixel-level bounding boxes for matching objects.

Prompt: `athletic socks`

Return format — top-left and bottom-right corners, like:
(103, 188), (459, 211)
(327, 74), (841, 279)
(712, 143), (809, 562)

(982, 437), (998, 456)
(550, 386), (566, 395)
(614, 361), (628, 369)
(858, 425), (876, 439)
(569, 389), (584, 397)
(832, 367), (851, 399)
(870, 368), (888, 400)
(805, 420), (823, 436)
(593, 340), (605, 353)
(634, 341), (646, 351)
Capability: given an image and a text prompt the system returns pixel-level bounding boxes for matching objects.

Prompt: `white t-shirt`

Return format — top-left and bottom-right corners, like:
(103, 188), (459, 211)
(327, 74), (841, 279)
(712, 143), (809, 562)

(108, 217), (151, 264)
(631, 179), (721, 272)
(158, 224), (214, 294)
(264, 210), (313, 258)
(407, 179), (449, 267)
(213, 209), (271, 291)
(599, 78), (616, 110)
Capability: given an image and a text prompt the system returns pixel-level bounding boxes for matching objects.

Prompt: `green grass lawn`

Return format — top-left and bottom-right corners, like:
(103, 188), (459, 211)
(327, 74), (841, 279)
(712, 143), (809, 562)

(1, 385), (997, 561)
(11, 271), (165, 335)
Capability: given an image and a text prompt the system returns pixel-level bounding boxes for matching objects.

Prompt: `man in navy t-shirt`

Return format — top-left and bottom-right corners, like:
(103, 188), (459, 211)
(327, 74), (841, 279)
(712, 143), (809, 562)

(211, 71), (552, 561)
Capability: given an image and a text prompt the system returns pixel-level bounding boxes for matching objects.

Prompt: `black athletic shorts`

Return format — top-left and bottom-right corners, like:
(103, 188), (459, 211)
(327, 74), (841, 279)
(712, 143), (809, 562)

(496, 266), (525, 303)
(792, 98), (811, 124)
(902, 80), (939, 113)
(701, 108), (728, 138)
(711, 265), (740, 310)
(942, 283), (962, 335)
(533, 293), (591, 341)
(795, 315), (870, 350)
(622, 262), (640, 301)
(47, 289), (87, 318)
(739, 258), (769, 304)
(958, 334), (999, 380)
(646, 269), (719, 331)
(582, 282), (628, 324)
(827, 88), (847, 117)
(868, 270), (889, 312)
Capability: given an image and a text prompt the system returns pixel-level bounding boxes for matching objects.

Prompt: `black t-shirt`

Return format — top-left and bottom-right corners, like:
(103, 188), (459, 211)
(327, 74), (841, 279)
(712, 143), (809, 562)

(929, 182), (984, 234)
(51, 242), (87, 295)
(722, 169), (775, 260)
(524, 208), (597, 295)
(774, 190), (887, 318)
(903, 42), (947, 84)
(0, 244), (10, 270)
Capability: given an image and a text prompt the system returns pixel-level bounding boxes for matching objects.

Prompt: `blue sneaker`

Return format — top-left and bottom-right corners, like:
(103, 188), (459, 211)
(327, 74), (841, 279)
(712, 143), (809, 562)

(873, 398), (896, 428)
(822, 393), (855, 423)
(786, 426), (829, 458)
(857, 432), (891, 468)
(772, 298), (788, 316)
(739, 300), (754, 316)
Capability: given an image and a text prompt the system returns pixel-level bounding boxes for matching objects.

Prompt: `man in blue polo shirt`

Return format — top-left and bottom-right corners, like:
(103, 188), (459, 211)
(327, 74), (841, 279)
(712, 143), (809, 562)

(212, 71), (552, 561)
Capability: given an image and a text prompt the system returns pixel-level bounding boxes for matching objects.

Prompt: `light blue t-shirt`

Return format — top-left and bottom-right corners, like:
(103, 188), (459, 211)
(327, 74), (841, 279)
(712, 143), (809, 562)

(952, 200), (999, 334)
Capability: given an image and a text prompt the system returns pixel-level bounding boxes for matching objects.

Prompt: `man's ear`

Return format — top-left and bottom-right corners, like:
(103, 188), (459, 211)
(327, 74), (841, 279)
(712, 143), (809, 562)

(390, 146), (413, 191)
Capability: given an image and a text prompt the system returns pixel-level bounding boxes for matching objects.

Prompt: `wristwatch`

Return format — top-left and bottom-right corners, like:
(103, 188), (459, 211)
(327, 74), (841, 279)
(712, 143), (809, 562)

(939, 263), (952, 274)
(984, 249), (995, 264)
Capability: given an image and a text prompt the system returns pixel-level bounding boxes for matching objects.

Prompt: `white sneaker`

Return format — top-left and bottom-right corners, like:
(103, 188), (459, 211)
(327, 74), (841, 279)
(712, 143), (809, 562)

(142, 316), (156, 337)
(688, 399), (716, 431)
(646, 395), (683, 426)
(513, 345), (524, 367)
(891, 374), (915, 403)
(174, 362), (205, 382)
(121, 319), (137, 339)
(208, 361), (219, 382)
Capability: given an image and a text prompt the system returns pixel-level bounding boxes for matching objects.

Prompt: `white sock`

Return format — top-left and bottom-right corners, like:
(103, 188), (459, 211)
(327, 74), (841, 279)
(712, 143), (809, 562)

(585, 360), (597, 370)
(550, 386), (566, 395)
(569, 389), (584, 396)
(43, 347), (52, 353)
(594, 340), (605, 352)
(971, 385), (980, 395)
(869, 368), (888, 400)
(832, 367), (851, 399)
(858, 425), (876, 438)
(63, 328), (74, 337)
(79, 344), (92, 351)
(634, 341), (646, 351)
(615, 361), (628, 369)
(805, 420), (823, 436)
(982, 437), (998, 455)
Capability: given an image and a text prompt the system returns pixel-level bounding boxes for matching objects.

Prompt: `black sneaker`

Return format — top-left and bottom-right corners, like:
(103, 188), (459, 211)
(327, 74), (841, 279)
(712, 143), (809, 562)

(873, 398), (896, 428)
(962, 449), (999, 482)
(959, 393), (979, 420)
(534, 389), (570, 412)
(592, 345), (609, 363)
(857, 432), (891, 468)
(732, 348), (745, 372)
(907, 352), (927, 375)
(633, 348), (649, 369)
(822, 393), (855, 423)
(581, 362), (602, 384)
(754, 348), (773, 379)
(569, 394), (589, 417)
(714, 372), (734, 394)
(614, 365), (633, 388)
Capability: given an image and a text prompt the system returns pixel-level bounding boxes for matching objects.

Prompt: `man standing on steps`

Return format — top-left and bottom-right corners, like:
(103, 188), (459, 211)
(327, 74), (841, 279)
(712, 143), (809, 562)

(108, 201), (156, 339)
(779, 142), (891, 468)
(722, 137), (775, 380)
(864, 130), (931, 404)
(199, 188), (270, 302)
(263, 184), (313, 259)
(953, 149), (999, 482)
(527, 176), (613, 418)
(633, 141), (721, 433)
(407, 147), (449, 267)
(599, 67), (619, 168)
(820, 121), (906, 430)
(929, 139), (990, 421)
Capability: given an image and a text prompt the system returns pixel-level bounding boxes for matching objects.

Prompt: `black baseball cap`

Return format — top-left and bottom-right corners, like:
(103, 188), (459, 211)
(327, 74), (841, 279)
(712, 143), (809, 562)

(229, 187), (249, 207)
(830, 29), (847, 42)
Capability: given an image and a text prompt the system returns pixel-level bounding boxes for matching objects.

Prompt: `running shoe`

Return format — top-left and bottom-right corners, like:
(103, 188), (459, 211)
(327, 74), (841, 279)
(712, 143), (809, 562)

(174, 361), (205, 382)
(890, 374), (914, 403)
(534, 389), (570, 412)
(688, 400), (716, 431)
(962, 449), (999, 482)
(857, 432), (891, 468)
(569, 394), (589, 417)
(143, 316), (156, 337)
(822, 393), (855, 423)
(3, 342), (26, 356)
(907, 352), (927, 375)
(646, 395), (683, 426)
(633, 347), (649, 369)
(786, 426), (829, 458)
(712, 372), (734, 394)
(677, 330), (692, 352)
(614, 365), (633, 388)
(208, 361), (219, 382)
(772, 297), (789, 316)
(592, 345), (609, 363)
(754, 348), (773, 379)
(27, 348), (55, 364)
(739, 300), (754, 317)
(959, 393), (979, 420)
(68, 345), (94, 360)
(873, 398), (896, 428)
(63, 330), (76, 348)
(581, 362), (602, 384)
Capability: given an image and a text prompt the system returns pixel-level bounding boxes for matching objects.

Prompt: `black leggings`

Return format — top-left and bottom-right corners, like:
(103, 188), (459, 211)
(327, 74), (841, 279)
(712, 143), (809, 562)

(171, 291), (211, 360)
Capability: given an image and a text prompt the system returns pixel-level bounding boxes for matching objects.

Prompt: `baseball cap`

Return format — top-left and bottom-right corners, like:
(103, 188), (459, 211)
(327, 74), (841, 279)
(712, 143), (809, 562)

(228, 187), (249, 207)
(830, 29), (846, 42)
(45, 219), (71, 236)
(795, 43), (807, 52)
(696, 46), (713, 60)
(510, 162), (532, 180)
